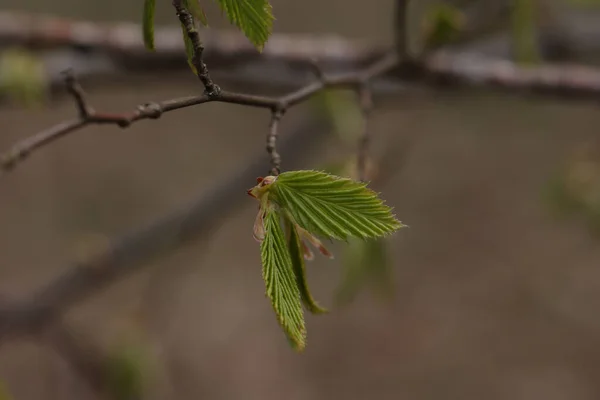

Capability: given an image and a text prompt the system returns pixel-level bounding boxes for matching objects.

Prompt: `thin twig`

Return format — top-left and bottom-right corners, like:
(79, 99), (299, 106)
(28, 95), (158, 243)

(0, 51), (399, 174)
(63, 69), (93, 118)
(267, 109), (284, 175)
(171, 0), (220, 96)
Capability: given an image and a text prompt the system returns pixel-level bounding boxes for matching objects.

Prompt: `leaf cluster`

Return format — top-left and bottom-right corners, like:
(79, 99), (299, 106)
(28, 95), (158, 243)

(252, 170), (404, 349)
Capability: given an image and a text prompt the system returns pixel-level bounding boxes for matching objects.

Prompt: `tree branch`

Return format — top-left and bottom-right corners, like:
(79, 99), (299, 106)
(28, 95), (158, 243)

(1, 11), (600, 111)
(0, 50), (399, 174)
(267, 109), (284, 176)
(171, 0), (220, 96)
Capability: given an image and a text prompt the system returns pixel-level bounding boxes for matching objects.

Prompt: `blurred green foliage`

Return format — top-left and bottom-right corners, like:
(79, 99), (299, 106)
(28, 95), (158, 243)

(310, 89), (363, 146)
(0, 48), (47, 107)
(105, 336), (155, 400)
(309, 90), (396, 304)
(143, 0), (156, 51)
(337, 237), (393, 305)
(512, 0), (540, 63)
(0, 381), (11, 400)
(422, 3), (465, 49)
(543, 144), (600, 234)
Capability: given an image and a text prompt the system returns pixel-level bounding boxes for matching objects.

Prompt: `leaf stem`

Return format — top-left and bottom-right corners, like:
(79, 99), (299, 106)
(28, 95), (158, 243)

(267, 109), (284, 176)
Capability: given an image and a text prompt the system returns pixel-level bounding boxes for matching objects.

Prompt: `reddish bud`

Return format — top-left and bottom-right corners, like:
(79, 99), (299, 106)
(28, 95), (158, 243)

(301, 240), (314, 260)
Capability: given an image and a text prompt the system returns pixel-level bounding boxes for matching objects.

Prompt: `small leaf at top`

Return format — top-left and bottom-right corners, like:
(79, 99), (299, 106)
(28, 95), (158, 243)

(286, 219), (328, 314)
(270, 170), (404, 241)
(143, 0), (156, 51)
(261, 207), (306, 350)
(184, 0), (209, 26)
(213, 0), (274, 51)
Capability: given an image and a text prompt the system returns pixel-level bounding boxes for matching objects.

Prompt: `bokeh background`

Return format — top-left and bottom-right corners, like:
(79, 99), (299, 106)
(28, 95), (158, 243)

(3, 0), (600, 399)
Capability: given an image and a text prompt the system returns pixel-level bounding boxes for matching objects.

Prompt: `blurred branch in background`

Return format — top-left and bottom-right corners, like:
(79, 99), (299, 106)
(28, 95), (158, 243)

(1, 9), (600, 109)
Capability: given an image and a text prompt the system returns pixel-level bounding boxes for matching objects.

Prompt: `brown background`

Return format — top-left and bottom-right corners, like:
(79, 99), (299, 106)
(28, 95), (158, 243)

(2, 1), (600, 399)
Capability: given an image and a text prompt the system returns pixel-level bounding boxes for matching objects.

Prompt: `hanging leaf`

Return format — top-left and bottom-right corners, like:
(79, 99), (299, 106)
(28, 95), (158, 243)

(286, 220), (328, 314)
(214, 0), (274, 51)
(261, 207), (306, 350)
(184, 0), (209, 26)
(143, 0), (156, 51)
(270, 170), (404, 241)
(179, 22), (198, 75)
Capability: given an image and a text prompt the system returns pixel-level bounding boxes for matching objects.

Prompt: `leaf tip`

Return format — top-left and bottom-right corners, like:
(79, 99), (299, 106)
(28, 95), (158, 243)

(308, 303), (329, 315)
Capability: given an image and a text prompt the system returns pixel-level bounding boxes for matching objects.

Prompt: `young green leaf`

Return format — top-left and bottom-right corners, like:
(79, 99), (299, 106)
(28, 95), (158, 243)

(213, 0), (274, 51)
(270, 170), (404, 241)
(286, 220), (328, 314)
(184, 0), (209, 26)
(261, 207), (306, 350)
(179, 22), (198, 75)
(143, 0), (156, 51)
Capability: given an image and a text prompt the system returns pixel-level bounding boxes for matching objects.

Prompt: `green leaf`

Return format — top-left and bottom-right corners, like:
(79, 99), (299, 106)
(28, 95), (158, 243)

(184, 0), (209, 26)
(143, 0), (156, 51)
(270, 170), (404, 241)
(179, 22), (198, 75)
(213, 0), (274, 51)
(543, 173), (582, 217)
(286, 220), (328, 314)
(261, 208), (306, 350)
